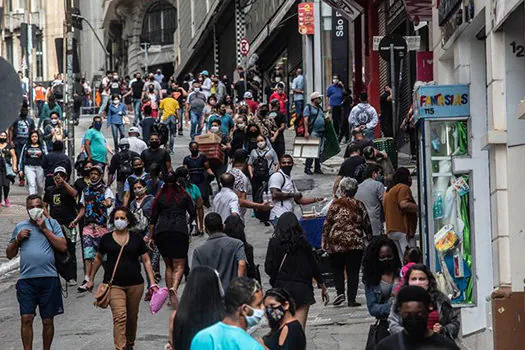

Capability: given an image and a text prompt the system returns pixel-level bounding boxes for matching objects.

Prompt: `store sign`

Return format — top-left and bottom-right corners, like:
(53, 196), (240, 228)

(298, 3), (315, 35)
(331, 9), (349, 87)
(414, 85), (470, 119)
(416, 51), (434, 82)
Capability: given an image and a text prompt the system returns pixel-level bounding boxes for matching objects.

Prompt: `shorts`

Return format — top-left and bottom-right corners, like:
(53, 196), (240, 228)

(82, 224), (108, 259)
(155, 232), (189, 259)
(16, 277), (64, 318)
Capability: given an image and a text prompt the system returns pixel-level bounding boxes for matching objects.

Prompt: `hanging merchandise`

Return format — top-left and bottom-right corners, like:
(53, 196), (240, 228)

(433, 193), (444, 219)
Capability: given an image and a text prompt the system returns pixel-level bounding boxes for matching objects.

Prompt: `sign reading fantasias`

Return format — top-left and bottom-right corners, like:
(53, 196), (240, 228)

(414, 84), (470, 119)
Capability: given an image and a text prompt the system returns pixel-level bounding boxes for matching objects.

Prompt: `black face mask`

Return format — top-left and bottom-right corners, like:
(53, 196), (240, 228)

(0, 138), (7, 143)
(378, 258), (395, 272)
(150, 141), (160, 149)
(190, 150), (199, 156)
(281, 165), (292, 176)
(402, 314), (428, 338)
(260, 110), (268, 117)
(83, 169), (91, 177)
(133, 167), (144, 175)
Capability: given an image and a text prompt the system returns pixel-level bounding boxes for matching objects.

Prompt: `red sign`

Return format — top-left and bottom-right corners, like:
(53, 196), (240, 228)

(416, 51), (434, 82)
(298, 3), (315, 35)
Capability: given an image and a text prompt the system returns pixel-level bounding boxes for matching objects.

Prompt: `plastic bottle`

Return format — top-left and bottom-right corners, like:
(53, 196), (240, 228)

(433, 193), (444, 219)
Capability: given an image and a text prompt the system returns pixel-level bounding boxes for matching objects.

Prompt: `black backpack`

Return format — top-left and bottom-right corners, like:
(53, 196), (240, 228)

(253, 151), (270, 179)
(118, 151), (133, 178)
(53, 84), (64, 99)
(152, 120), (169, 145)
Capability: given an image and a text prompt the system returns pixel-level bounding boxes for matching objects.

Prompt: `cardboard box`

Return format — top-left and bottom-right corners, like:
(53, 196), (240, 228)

(199, 143), (225, 164)
(195, 133), (221, 144)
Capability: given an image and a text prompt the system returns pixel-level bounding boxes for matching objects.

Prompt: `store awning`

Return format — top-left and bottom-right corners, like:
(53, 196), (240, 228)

(403, 0), (433, 22)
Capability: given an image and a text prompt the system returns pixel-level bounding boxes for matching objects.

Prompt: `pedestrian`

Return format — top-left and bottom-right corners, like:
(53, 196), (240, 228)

(175, 166), (204, 235)
(18, 130), (47, 196)
(191, 277), (264, 349)
(355, 163), (386, 237)
(126, 126), (147, 155)
(322, 177), (372, 307)
(207, 119), (231, 187)
(203, 95), (218, 132)
(380, 85), (393, 137)
(108, 138), (139, 205)
(143, 73), (162, 99)
(208, 102), (234, 135)
(265, 212), (328, 328)
(70, 164), (114, 292)
(263, 288), (306, 350)
(122, 157), (152, 207)
(394, 247), (423, 294)
(291, 68), (305, 120)
(107, 94), (127, 150)
(246, 123), (263, 154)
(6, 194), (67, 350)
(42, 112), (66, 152)
(212, 173), (241, 223)
(376, 286), (459, 350)
(200, 70), (212, 98)
(303, 92), (327, 175)
(140, 105), (156, 144)
(362, 235), (401, 347)
(326, 74), (346, 138)
(84, 116), (108, 167)
(129, 72), (145, 126)
(268, 99), (286, 159)
(42, 140), (71, 190)
(147, 170), (195, 308)
(43, 166), (79, 285)
(154, 69), (165, 84)
(34, 82), (47, 117)
(383, 167), (418, 260)
(243, 91), (259, 115)
(144, 84), (159, 118)
(168, 266), (224, 350)
(345, 128), (374, 156)
(185, 82), (207, 139)
(224, 94), (235, 113)
(332, 143), (366, 196)
(159, 92), (180, 153)
(85, 206), (159, 350)
(268, 155), (324, 224)
(231, 115), (249, 154)
(348, 92), (379, 141)
(0, 131), (17, 206)
(388, 264), (460, 340)
(9, 103), (36, 186)
(38, 96), (62, 129)
(183, 141), (214, 207)
(249, 104), (275, 139)
(269, 83), (287, 116)
(224, 215), (259, 282)
(140, 132), (172, 176)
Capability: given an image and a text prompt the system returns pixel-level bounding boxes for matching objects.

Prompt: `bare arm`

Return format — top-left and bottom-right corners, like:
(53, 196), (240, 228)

(238, 260), (247, 277)
(332, 175), (342, 197)
(141, 252), (157, 286)
(39, 219), (67, 252)
(238, 191), (270, 211)
(10, 148), (18, 172)
(400, 200), (418, 213)
(88, 253), (104, 282)
(85, 139), (92, 160)
(69, 206), (85, 228)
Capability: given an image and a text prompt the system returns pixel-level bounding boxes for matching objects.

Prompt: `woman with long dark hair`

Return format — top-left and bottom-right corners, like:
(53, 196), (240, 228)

(383, 167), (418, 260)
(389, 264), (460, 340)
(18, 130), (47, 195)
(224, 215), (259, 282)
(0, 130), (17, 206)
(264, 212), (328, 328)
(175, 166), (204, 235)
(146, 170), (195, 308)
(362, 235), (401, 347)
(263, 288), (306, 350)
(168, 266), (224, 350)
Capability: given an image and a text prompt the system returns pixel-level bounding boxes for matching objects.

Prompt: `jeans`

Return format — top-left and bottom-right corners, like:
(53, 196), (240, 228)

(36, 100), (45, 117)
(110, 124), (125, 150)
(24, 165), (45, 195)
(305, 131), (325, 171)
(330, 250), (363, 303)
(190, 110), (203, 140)
(363, 128), (375, 141)
(109, 283), (144, 350)
(133, 98), (142, 126)
(99, 95), (110, 115)
(164, 115), (177, 151)
(388, 231), (415, 261)
(295, 99), (304, 118)
(178, 108), (184, 133)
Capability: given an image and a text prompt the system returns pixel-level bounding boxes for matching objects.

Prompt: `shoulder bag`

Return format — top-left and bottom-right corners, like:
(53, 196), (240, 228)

(270, 252), (288, 287)
(94, 238), (127, 309)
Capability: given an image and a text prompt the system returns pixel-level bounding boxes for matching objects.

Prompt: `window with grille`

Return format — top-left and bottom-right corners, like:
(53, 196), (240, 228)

(141, 1), (177, 46)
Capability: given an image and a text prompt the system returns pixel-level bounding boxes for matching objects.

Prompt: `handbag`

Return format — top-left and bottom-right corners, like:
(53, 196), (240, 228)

(4, 158), (16, 180)
(94, 238), (127, 308)
(365, 319), (390, 350)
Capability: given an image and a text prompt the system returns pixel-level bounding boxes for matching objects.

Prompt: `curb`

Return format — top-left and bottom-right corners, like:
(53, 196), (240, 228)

(0, 257), (19, 276)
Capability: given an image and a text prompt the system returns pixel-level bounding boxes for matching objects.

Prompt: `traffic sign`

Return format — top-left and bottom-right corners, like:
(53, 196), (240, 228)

(378, 34), (408, 62)
(373, 35), (420, 51)
(239, 37), (250, 56)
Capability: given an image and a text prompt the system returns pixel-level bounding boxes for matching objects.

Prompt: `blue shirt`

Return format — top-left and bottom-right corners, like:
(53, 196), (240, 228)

(304, 104), (325, 133)
(107, 103), (127, 125)
(208, 113), (234, 135)
(191, 322), (264, 350)
(11, 218), (64, 280)
(84, 128), (107, 164)
(292, 75), (305, 101)
(326, 84), (344, 107)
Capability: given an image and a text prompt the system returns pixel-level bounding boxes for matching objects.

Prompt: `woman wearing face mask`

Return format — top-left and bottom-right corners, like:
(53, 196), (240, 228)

(0, 131), (17, 206)
(145, 85), (159, 117)
(231, 115), (249, 154)
(85, 206), (158, 350)
(107, 94), (127, 150)
(249, 104), (276, 139)
(248, 135), (279, 211)
(388, 264), (460, 340)
(269, 83), (288, 116)
(246, 124), (263, 154)
(38, 96), (62, 129)
(263, 288), (306, 350)
(18, 131), (47, 196)
(167, 266), (224, 350)
(362, 235), (401, 347)
(265, 212), (329, 329)
(146, 171), (195, 309)
(183, 141), (214, 207)
(207, 120), (231, 190)
(43, 112), (66, 151)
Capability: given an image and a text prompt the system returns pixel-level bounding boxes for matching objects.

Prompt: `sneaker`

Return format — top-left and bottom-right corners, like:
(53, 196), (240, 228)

(4, 199), (10, 207)
(333, 294), (346, 306)
(304, 169), (314, 175)
(314, 169), (324, 175)
(348, 301), (362, 307)
(67, 279), (77, 286)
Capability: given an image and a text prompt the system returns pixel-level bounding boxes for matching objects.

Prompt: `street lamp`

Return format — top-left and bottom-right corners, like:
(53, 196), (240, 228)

(72, 13), (110, 72)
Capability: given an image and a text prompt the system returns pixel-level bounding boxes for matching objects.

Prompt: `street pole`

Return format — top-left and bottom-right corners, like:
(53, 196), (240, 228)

(64, 0), (75, 161)
(72, 14), (109, 73)
(389, 43), (397, 140)
(25, 0), (33, 116)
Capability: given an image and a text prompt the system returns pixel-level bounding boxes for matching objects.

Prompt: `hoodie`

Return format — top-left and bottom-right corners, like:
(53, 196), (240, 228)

(348, 102), (379, 130)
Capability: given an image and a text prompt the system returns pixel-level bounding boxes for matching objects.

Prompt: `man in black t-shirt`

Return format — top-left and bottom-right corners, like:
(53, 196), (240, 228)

(130, 73), (145, 126)
(43, 166), (79, 284)
(376, 286), (459, 350)
(141, 133), (172, 176)
(333, 143), (365, 196)
(380, 85), (393, 138)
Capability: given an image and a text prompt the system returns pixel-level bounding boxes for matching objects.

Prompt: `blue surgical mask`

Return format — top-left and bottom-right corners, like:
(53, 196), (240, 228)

(94, 121), (102, 130)
(244, 306), (265, 334)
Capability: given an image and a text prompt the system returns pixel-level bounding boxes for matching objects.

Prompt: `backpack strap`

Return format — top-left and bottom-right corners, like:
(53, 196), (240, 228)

(306, 104), (320, 132)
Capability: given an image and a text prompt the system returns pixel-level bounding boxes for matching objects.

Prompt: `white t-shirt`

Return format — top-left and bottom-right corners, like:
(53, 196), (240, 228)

(268, 170), (295, 220)
(213, 187), (240, 223)
(127, 136), (148, 155)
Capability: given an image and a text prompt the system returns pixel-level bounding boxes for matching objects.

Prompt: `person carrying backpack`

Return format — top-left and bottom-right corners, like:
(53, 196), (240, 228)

(107, 138), (139, 205)
(185, 82), (207, 140)
(348, 92), (378, 141)
(303, 92), (328, 175)
(9, 103), (36, 186)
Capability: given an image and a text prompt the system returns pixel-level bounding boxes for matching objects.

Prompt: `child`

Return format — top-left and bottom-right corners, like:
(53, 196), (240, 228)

(394, 246), (423, 294)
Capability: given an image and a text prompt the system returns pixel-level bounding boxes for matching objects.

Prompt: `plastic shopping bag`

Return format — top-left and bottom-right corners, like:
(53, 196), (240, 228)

(150, 287), (169, 314)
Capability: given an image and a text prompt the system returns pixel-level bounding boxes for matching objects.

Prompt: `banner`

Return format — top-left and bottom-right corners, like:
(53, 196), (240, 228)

(298, 3), (315, 35)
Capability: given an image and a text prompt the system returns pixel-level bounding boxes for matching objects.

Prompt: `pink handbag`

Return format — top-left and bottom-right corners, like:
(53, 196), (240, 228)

(150, 287), (169, 314)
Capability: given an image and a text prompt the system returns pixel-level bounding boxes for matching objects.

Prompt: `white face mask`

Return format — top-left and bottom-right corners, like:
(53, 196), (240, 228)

(275, 77), (282, 83)
(245, 306), (265, 334)
(210, 126), (219, 133)
(28, 207), (44, 221)
(257, 141), (266, 149)
(113, 100), (119, 105)
(237, 123), (246, 130)
(114, 219), (128, 231)
(333, 79), (339, 84)
(194, 87), (200, 92)
(51, 119), (58, 125)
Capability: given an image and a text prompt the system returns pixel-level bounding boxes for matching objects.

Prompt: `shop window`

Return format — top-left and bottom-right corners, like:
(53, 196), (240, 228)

(141, 1), (177, 46)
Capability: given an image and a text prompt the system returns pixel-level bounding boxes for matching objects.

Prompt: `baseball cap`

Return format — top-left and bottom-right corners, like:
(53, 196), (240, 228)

(200, 70), (209, 76)
(118, 138), (130, 146)
(53, 166), (67, 175)
(310, 92), (323, 100)
(244, 91), (253, 99)
(128, 127), (140, 135)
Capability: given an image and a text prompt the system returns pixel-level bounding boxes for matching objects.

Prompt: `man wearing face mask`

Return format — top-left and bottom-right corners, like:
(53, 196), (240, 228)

(303, 92), (328, 175)
(269, 83), (288, 117)
(185, 83), (207, 139)
(108, 138), (139, 205)
(122, 157), (153, 207)
(326, 74), (346, 138)
(191, 276), (265, 349)
(107, 94), (127, 150)
(208, 103), (234, 135)
(268, 155), (324, 224)
(84, 116), (108, 167)
(6, 194), (67, 350)
(140, 133), (172, 176)
(376, 286), (459, 350)
(70, 165), (114, 292)
(142, 73), (162, 97)
(42, 140), (72, 189)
